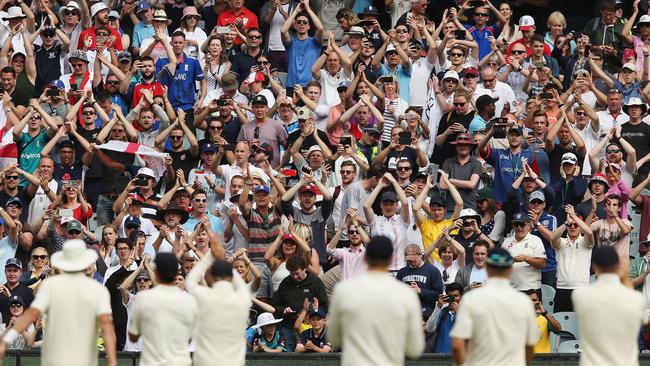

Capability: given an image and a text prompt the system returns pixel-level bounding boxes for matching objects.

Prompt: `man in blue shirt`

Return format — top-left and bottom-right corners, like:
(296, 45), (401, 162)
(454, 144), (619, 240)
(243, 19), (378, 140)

(477, 124), (534, 203)
(527, 190), (558, 288)
(373, 40), (411, 103)
(456, 1), (507, 60)
(131, 1), (154, 55)
(281, 1), (323, 89)
(425, 282), (463, 353)
(156, 31), (204, 127)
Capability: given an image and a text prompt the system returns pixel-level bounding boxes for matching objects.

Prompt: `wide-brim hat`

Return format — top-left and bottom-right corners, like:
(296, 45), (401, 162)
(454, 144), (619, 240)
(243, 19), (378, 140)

(253, 312), (283, 329)
(152, 9), (172, 24)
(589, 172), (610, 191)
(59, 1), (81, 19)
(51, 239), (98, 272)
(181, 6), (201, 20)
(5, 6), (26, 19)
(450, 132), (476, 145)
(156, 203), (189, 224)
(90, 2), (109, 18)
(458, 208), (481, 222)
(623, 97), (648, 114)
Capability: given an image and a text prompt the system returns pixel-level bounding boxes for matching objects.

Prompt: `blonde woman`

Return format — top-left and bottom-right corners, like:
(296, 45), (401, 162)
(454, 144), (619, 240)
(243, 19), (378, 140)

(20, 247), (50, 290)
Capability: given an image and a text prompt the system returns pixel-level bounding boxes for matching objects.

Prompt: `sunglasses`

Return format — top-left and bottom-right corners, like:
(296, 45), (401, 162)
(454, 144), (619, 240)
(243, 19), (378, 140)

(474, 13), (489, 17)
(5, 175), (19, 180)
(7, 203), (21, 209)
(295, 20), (309, 25)
(170, 135), (183, 140)
(486, 62), (499, 66)
(68, 230), (82, 235)
(9, 304), (22, 308)
(607, 149), (621, 154)
(30, 115), (42, 120)
(106, 80), (120, 85)
(385, 51), (398, 56)
(396, 28), (408, 33)
(450, 53), (464, 57)
(340, 170), (355, 175)
(42, 33), (55, 38)
(465, 73), (478, 78)
(32, 255), (47, 260)
(511, 50), (526, 55)
(248, 35), (262, 39)
(453, 102), (466, 107)
(136, 277), (149, 282)
(193, 198), (207, 203)
(567, 223), (579, 228)
(397, 166), (411, 171)
(348, 230), (359, 234)
(575, 111), (586, 116)
(83, 111), (95, 115)
(96, 32), (109, 37)
(257, 61), (269, 65)
(63, 10), (77, 16)
(513, 222), (527, 228)
(209, 125), (224, 130)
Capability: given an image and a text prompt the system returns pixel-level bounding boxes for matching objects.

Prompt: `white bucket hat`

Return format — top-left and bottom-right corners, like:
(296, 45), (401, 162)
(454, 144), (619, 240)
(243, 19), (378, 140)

(58, 1), (81, 19)
(90, 2), (109, 18)
(252, 312), (282, 329)
(51, 240), (98, 272)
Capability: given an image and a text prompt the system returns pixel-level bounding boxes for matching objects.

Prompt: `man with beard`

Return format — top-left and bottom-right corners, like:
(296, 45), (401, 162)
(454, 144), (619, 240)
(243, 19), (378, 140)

(78, 3), (123, 51)
(121, 56), (165, 108)
(441, 133), (482, 210)
(124, 91), (171, 148)
(156, 114), (199, 179)
(396, 244), (443, 317)
(468, 95), (496, 135)
(40, 125), (93, 183)
(152, 203), (190, 253)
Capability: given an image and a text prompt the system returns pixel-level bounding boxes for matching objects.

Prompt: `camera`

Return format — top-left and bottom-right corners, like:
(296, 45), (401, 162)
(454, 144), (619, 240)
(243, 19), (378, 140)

(340, 136), (352, 147)
(46, 88), (59, 97)
(136, 178), (149, 186)
(216, 98), (230, 106)
(462, 219), (473, 226)
(446, 295), (455, 303)
(491, 118), (508, 139)
(540, 92), (553, 100)
(398, 131), (412, 145)
(453, 30), (466, 39)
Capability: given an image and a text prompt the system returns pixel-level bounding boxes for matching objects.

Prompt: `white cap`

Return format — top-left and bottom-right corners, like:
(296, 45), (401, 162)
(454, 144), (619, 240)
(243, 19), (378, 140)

(519, 15), (535, 30)
(622, 62), (638, 72)
(386, 43), (396, 53)
(136, 167), (156, 179)
(640, 15), (650, 24)
(561, 152), (578, 165)
(307, 145), (322, 156)
(443, 70), (460, 81)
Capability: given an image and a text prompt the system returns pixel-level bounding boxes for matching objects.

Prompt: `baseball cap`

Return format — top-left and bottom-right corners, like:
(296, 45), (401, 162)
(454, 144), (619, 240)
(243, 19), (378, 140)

(253, 185), (271, 194)
(6, 197), (22, 208)
(108, 10), (120, 19)
(296, 107), (313, 120)
(307, 145), (322, 156)
(508, 125), (523, 135)
(381, 191), (397, 202)
(486, 247), (514, 268)
(561, 152), (578, 165)
(128, 192), (144, 203)
(58, 140), (75, 150)
(66, 220), (83, 233)
(202, 142), (217, 153)
(443, 70), (460, 81)
(605, 161), (622, 171)
(512, 212), (530, 223)
(136, 271), (151, 280)
(5, 258), (21, 269)
(8, 295), (24, 306)
(50, 80), (65, 90)
(428, 193), (446, 207)
(519, 15), (535, 31)
(345, 26), (365, 36)
(477, 187), (492, 201)
(221, 72), (238, 91)
(476, 95), (499, 110)
(337, 81), (351, 91)
(386, 43), (397, 53)
(117, 51), (132, 63)
(136, 167), (155, 179)
(136, 1), (151, 13)
(622, 62), (638, 72)
(363, 126), (381, 135)
(529, 190), (546, 202)
(251, 94), (268, 106)
(299, 184), (319, 195)
(308, 308), (327, 318)
(125, 215), (141, 228)
(463, 66), (478, 76)
(639, 15), (650, 24)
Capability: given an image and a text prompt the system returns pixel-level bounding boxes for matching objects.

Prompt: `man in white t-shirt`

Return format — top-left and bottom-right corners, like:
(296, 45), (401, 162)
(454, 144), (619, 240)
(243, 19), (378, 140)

(474, 66), (516, 117)
(451, 247), (538, 366)
(0, 240), (116, 366)
(596, 89), (628, 132)
(408, 39), (435, 108)
(311, 36), (353, 106)
(502, 212), (547, 290)
(129, 252), (198, 365)
(214, 141), (269, 202)
(363, 173), (409, 272)
(573, 246), (647, 366)
(550, 205), (594, 313)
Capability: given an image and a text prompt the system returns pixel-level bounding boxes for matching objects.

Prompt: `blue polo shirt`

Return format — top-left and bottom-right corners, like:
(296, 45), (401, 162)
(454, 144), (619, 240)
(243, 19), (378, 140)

(155, 53), (204, 110)
(486, 147), (534, 203)
(464, 24), (500, 60)
(532, 211), (557, 273)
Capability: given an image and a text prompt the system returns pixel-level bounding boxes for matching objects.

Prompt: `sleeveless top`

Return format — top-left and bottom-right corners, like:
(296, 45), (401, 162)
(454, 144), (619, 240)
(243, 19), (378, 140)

(271, 261), (290, 292)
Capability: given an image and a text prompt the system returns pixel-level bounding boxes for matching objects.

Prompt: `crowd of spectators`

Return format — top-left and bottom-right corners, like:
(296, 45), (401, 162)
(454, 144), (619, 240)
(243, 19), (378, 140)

(0, 0), (648, 357)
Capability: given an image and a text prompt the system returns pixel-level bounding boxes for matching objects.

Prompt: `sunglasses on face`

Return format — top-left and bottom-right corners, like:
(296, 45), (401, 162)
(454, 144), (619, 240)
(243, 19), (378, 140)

(96, 32), (109, 37)
(396, 28), (408, 33)
(5, 176), (19, 180)
(30, 115), (42, 120)
(32, 255), (47, 260)
(465, 73), (478, 78)
(83, 111), (95, 116)
(450, 53), (464, 57)
(348, 230), (358, 234)
(63, 11), (77, 16)
(453, 102), (466, 107)
(474, 13), (489, 17)
(193, 198), (207, 203)
(257, 61), (269, 65)
(575, 111), (586, 116)
(511, 50), (526, 55)
(136, 277), (149, 283)
(248, 35), (262, 39)
(170, 135), (183, 140)
(106, 80), (120, 85)
(567, 223), (579, 228)
(340, 170), (355, 175)
(397, 166), (411, 171)
(486, 62), (499, 66)
(607, 149), (621, 154)
(68, 230), (82, 235)
(210, 125), (224, 130)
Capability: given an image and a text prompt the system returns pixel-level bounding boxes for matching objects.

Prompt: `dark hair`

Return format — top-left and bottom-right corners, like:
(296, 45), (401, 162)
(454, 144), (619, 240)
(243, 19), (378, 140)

(601, 0), (616, 11)
(365, 236), (394, 266)
(171, 30), (186, 39)
(530, 34), (545, 45)
(191, 188), (207, 199)
(1, 66), (15, 77)
(247, 27), (262, 35)
(154, 253), (180, 283)
(140, 56), (155, 64)
(115, 238), (134, 250)
(445, 282), (464, 295)
(366, 162), (387, 179)
(592, 245), (619, 270)
(305, 80), (321, 90)
(96, 89), (111, 103)
(286, 255), (308, 271)
(472, 240), (490, 253)
(340, 160), (357, 172)
(210, 259), (233, 279)
(606, 193), (621, 204)
(523, 288), (541, 299)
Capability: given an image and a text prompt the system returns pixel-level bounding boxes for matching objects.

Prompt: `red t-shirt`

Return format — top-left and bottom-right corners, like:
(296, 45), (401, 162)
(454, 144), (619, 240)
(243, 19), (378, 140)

(77, 26), (124, 51)
(217, 8), (259, 44)
(506, 38), (551, 58)
(132, 81), (164, 107)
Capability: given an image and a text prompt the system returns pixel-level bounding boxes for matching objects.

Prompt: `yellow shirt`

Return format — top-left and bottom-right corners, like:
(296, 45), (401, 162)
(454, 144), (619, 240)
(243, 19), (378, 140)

(534, 315), (551, 353)
(419, 219), (455, 262)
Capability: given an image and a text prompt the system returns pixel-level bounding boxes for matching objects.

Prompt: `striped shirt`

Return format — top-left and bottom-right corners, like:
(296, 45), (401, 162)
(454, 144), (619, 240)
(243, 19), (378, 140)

(245, 205), (281, 261)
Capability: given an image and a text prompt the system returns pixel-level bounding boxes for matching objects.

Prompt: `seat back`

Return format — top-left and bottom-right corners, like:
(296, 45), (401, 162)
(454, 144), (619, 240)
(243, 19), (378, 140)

(557, 340), (581, 353)
(541, 284), (556, 313)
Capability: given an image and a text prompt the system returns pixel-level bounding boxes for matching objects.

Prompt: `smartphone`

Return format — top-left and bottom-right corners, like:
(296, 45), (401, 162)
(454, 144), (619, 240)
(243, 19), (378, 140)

(301, 165), (312, 175)
(584, 44), (591, 57)
(46, 88), (59, 97)
(356, 19), (374, 27)
(59, 208), (73, 218)
(216, 26), (230, 34)
(454, 30), (466, 39)
(70, 83), (78, 92)
(379, 76), (394, 83)
(340, 136), (352, 146)
(69, 180), (79, 188)
(398, 131), (412, 145)
(224, 144), (236, 151)
(540, 92), (553, 100)
(136, 178), (149, 186)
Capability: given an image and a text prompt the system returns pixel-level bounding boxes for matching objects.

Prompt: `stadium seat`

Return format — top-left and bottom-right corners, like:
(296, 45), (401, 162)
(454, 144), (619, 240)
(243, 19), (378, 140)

(541, 284), (555, 313)
(550, 312), (579, 352)
(557, 340), (581, 353)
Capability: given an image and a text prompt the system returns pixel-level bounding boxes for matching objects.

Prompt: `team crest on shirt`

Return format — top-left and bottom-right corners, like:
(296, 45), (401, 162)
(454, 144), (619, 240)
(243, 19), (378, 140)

(185, 65), (189, 72)
(180, 154), (186, 161)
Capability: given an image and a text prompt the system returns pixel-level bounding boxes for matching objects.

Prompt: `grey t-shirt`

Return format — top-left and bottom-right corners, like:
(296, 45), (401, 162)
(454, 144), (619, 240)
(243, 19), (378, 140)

(441, 156), (482, 210)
